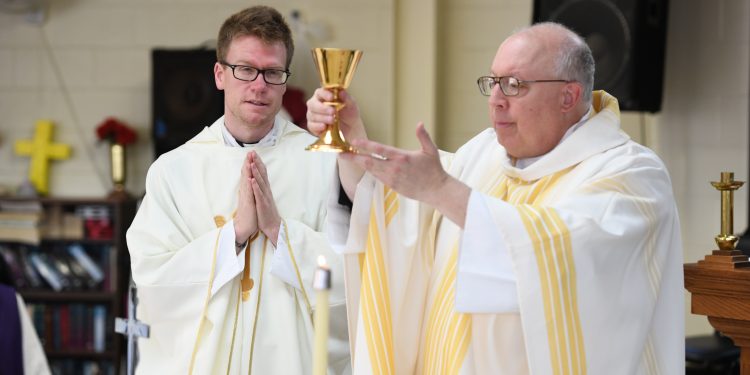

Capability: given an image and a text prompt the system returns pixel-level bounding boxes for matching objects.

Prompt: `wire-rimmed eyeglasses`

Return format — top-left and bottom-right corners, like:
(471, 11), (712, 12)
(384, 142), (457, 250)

(476, 76), (571, 96)
(220, 61), (291, 85)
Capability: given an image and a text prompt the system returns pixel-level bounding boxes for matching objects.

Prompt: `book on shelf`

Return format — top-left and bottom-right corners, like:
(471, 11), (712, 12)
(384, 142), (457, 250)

(0, 211), (42, 244)
(38, 205), (85, 240)
(0, 245), (30, 288)
(61, 213), (85, 240)
(29, 303), (109, 353)
(1, 196), (134, 374)
(0, 200), (42, 213)
(0, 211), (42, 223)
(68, 244), (105, 286)
(77, 205), (114, 240)
(26, 303), (48, 348)
(92, 305), (107, 352)
(19, 248), (44, 288)
(28, 252), (67, 291)
(101, 246), (117, 292)
(48, 250), (81, 289)
(2, 243), (111, 291)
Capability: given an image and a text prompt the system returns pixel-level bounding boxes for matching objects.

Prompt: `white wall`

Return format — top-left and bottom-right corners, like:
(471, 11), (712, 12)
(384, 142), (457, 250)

(0, 0), (394, 197)
(659, 0), (749, 335)
(0, 0), (748, 338)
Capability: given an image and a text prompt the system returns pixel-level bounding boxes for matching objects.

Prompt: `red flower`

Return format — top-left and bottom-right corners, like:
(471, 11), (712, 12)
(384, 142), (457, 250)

(96, 117), (137, 145)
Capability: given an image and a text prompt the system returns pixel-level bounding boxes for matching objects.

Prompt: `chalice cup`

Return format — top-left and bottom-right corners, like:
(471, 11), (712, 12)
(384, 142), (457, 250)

(306, 48), (363, 152)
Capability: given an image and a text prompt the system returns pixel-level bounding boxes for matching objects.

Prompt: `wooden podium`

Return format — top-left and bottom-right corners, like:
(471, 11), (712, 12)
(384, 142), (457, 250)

(685, 172), (750, 373)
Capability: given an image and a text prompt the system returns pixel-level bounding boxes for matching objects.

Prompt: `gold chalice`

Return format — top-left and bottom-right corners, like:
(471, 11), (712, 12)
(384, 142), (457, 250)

(306, 48), (363, 152)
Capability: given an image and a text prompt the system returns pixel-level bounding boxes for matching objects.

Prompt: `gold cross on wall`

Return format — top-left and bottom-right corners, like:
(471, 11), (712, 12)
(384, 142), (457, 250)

(14, 120), (71, 195)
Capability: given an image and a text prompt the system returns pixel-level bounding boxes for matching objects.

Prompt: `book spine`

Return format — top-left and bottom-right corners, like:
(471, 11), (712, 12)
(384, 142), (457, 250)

(93, 305), (106, 352)
(68, 245), (104, 283)
(29, 253), (64, 291)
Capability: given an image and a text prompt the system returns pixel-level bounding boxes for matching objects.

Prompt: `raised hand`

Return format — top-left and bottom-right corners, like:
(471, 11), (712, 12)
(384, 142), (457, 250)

(235, 152), (259, 249)
(248, 151), (281, 246)
(306, 88), (371, 200)
(306, 88), (368, 142)
(341, 123), (471, 227)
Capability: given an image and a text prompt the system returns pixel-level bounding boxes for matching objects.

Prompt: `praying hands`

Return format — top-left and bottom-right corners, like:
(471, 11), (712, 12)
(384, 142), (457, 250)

(234, 151), (281, 250)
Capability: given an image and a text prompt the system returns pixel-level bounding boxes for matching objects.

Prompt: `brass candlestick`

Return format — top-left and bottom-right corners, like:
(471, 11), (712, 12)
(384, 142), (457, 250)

(306, 48), (363, 153)
(711, 171), (745, 250)
(696, 171), (750, 269)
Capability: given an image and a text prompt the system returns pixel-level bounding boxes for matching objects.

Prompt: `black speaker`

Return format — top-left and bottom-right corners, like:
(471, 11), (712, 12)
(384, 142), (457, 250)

(152, 49), (224, 158)
(533, 0), (669, 112)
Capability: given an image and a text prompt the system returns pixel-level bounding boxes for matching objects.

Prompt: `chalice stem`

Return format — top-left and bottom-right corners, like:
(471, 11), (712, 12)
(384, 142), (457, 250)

(307, 47), (362, 152)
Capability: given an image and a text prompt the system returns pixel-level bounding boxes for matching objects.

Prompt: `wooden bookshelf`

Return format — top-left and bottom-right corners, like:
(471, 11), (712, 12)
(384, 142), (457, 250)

(0, 195), (136, 374)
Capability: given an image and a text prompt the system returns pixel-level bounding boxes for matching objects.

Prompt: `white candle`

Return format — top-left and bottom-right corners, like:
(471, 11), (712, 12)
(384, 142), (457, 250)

(312, 255), (331, 375)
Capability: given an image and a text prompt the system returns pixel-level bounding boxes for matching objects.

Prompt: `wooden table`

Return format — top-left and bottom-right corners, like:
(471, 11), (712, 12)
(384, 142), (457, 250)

(684, 250), (750, 374)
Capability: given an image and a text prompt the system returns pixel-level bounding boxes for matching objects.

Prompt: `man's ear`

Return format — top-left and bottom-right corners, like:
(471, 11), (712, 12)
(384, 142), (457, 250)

(560, 82), (582, 112)
(214, 62), (225, 90)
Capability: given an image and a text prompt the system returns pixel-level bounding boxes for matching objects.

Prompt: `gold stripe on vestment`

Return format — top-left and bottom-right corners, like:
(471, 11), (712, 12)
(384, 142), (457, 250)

(247, 237), (268, 374)
(384, 186), (399, 226)
(511, 168), (585, 375)
(361, 201), (395, 375)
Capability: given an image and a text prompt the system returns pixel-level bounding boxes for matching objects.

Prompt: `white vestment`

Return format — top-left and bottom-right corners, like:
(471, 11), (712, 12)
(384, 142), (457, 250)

(328, 91), (684, 374)
(127, 116), (349, 374)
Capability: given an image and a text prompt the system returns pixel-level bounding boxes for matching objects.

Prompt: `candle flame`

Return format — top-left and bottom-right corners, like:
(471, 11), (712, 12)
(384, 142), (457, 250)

(317, 255), (327, 268)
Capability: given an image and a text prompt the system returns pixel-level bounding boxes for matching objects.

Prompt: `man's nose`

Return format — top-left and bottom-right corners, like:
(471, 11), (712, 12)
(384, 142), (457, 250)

(250, 74), (269, 88)
(488, 85), (508, 107)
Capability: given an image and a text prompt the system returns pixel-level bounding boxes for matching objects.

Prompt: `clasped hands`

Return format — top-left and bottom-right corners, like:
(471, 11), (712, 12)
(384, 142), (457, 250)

(234, 151), (281, 251)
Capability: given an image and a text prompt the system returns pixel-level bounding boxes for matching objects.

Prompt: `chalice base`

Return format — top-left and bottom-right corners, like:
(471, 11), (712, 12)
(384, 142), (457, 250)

(306, 123), (353, 153)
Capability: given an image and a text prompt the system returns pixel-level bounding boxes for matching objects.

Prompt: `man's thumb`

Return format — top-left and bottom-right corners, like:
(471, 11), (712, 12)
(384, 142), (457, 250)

(416, 122), (437, 155)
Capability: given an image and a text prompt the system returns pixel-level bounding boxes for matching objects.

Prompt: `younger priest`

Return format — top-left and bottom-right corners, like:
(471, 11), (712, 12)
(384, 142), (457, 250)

(127, 6), (348, 374)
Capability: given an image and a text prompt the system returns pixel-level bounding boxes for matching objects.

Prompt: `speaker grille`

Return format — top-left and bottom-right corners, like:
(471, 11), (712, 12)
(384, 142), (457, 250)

(152, 49), (224, 158)
(533, 0), (669, 112)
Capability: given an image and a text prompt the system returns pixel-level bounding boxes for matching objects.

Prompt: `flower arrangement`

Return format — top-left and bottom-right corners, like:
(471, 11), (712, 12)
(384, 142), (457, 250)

(96, 117), (137, 145)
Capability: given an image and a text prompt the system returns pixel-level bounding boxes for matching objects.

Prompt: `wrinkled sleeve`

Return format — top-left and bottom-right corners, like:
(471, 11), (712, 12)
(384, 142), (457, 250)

(126, 161), (229, 370)
(127, 161), (223, 290)
(472, 161), (684, 375)
(456, 190), (519, 313)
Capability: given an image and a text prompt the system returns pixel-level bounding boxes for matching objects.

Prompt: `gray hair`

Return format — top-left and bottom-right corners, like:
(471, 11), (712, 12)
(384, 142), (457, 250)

(515, 22), (595, 105)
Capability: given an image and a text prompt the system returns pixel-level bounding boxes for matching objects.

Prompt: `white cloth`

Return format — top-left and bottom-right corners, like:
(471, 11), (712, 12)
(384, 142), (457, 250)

(329, 91), (684, 374)
(211, 116), (301, 296)
(17, 293), (51, 375)
(454, 106), (593, 312)
(127, 116), (349, 374)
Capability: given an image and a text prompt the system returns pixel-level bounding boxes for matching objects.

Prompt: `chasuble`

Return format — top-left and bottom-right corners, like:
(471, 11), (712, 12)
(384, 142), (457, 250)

(127, 116), (348, 374)
(328, 91), (684, 374)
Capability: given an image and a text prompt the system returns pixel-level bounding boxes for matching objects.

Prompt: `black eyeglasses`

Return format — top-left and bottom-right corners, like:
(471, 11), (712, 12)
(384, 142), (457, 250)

(477, 76), (571, 96)
(220, 61), (291, 85)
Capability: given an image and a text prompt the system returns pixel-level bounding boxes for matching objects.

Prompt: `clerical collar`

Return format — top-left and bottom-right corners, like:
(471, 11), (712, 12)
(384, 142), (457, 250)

(221, 117), (281, 148)
(514, 107), (592, 169)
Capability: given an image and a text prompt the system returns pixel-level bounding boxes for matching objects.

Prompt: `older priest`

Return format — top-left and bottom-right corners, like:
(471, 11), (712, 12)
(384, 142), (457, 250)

(309, 22), (684, 374)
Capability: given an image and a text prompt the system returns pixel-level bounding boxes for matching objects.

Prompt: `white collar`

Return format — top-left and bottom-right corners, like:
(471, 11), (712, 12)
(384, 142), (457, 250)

(221, 116), (282, 148)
